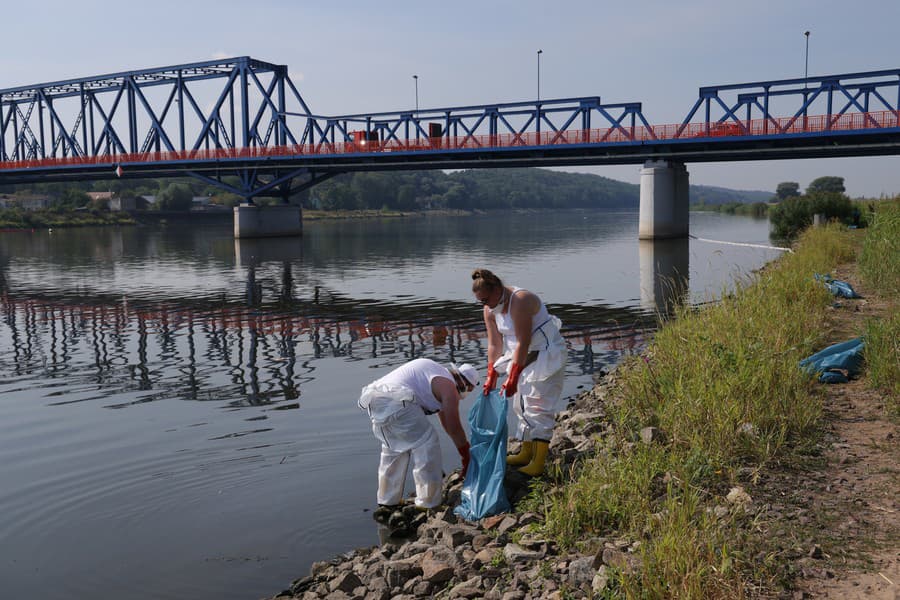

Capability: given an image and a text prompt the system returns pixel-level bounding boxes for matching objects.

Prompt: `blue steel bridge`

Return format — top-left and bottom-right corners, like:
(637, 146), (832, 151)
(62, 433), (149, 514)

(2, 56), (900, 236)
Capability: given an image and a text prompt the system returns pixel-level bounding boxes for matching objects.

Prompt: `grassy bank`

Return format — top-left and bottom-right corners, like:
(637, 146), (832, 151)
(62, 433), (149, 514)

(525, 205), (898, 597)
(0, 208), (135, 229)
(860, 199), (900, 412)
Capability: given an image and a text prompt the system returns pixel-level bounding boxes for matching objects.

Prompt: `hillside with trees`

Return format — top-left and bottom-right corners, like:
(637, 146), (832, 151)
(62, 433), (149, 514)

(1, 167), (775, 214)
(690, 184), (772, 206)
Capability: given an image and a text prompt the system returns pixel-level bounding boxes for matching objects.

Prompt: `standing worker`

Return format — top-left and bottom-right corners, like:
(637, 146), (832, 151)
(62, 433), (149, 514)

(358, 358), (478, 510)
(472, 268), (566, 477)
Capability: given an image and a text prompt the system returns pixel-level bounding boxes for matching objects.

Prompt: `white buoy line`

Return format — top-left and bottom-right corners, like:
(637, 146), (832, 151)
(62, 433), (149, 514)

(689, 235), (793, 253)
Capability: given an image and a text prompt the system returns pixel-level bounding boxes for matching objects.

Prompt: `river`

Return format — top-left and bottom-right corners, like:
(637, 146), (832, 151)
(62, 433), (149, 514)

(0, 210), (781, 599)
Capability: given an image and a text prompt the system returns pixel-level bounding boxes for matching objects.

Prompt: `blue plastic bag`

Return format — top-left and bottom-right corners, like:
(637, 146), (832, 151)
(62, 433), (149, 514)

(454, 390), (511, 521)
(799, 337), (865, 383)
(814, 273), (861, 299)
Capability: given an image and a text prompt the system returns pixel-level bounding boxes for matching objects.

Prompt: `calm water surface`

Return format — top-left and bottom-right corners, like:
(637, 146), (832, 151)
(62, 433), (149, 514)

(0, 211), (781, 599)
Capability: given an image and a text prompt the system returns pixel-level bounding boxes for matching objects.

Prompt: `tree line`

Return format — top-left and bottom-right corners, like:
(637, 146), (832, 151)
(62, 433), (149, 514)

(2, 168), (776, 213)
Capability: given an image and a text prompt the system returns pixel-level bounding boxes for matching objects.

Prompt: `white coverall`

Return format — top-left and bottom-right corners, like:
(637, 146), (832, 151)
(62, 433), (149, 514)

(358, 358), (452, 508)
(493, 289), (566, 441)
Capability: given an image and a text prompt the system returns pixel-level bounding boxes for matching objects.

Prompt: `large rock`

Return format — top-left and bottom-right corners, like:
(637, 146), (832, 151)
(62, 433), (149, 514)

(568, 555), (597, 588)
(328, 571), (362, 594)
(503, 543), (545, 563)
(385, 558), (423, 589)
(420, 548), (458, 584)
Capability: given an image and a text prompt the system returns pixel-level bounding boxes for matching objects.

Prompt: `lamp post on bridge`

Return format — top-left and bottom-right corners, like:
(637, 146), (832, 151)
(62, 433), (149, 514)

(537, 49), (543, 102)
(413, 74), (419, 115)
(804, 31), (810, 84)
(803, 31), (810, 131)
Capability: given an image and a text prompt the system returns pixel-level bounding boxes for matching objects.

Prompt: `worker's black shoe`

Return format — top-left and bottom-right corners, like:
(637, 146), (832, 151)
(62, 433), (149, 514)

(373, 503), (402, 524)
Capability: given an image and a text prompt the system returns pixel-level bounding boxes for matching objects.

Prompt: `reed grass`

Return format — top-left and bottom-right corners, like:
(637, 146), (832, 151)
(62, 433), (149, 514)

(864, 313), (900, 415)
(859, 198), (900, 297)
(534, 224), (859, 598)
(859, 200), (900, 412)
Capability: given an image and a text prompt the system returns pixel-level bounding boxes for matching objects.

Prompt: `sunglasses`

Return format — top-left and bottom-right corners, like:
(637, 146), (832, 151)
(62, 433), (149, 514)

(475, 288), (500, 307)
(455, 373), (475, 393)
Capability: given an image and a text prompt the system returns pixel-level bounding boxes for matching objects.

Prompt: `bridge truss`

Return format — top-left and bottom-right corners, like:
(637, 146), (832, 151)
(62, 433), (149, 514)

(2, 58), (900, 199)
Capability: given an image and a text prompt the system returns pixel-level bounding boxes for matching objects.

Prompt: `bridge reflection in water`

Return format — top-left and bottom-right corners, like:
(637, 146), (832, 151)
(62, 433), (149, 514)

(0, 295), (653, 406)
(0, 230), (691, 407)
(0, 263), (696, 409)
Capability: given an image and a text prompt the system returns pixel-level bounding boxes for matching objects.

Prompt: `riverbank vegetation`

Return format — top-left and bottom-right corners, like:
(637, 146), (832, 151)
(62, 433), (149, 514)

(2, 168), (769, 215)
(860, 199), (900, 410)
(689, 201), (769, 217)
(523, 202), (898, 597)
(0, 207), (134, 229)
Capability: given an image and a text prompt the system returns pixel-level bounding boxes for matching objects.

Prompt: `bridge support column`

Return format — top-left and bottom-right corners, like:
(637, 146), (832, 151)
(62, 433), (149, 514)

(638, 160), (689, 239)
(639, 238), (689, 315)
(233, 203), (303, 238)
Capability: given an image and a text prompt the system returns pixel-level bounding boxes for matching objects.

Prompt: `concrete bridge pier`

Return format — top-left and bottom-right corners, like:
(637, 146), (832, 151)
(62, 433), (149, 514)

(638, 160), (689, 240)
(233, 203), (303, 238)
(639, 237), (689, 315)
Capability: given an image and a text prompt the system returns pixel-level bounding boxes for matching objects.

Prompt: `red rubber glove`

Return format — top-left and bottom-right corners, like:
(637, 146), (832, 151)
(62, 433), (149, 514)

(483, 364), (498, 395)
(501, 362), (525, 397)
(457, 442), (471, 478)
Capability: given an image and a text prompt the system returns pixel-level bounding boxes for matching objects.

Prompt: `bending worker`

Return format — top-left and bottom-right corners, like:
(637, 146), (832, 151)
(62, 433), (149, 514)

(358, 358), (478, 510)
(472, 268), (566, 477)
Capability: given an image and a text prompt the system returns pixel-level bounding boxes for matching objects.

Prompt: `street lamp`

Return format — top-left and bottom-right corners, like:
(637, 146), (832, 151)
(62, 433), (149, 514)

(413, 74), (419, 115)
(803, 31), (811, 129)
(804, 31), (810, 82)
(537, 49), (543, 102)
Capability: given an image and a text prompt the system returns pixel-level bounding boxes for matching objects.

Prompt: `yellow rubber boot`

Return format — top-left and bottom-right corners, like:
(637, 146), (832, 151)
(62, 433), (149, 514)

(506, 440), (533, 466)
(518, 440), (549, 477)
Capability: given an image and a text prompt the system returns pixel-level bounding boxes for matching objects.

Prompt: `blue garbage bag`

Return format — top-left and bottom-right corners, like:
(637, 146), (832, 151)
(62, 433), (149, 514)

(454, 390), (511, 521)
(799, 337), (865, 383)
(814, 273), (861, 299)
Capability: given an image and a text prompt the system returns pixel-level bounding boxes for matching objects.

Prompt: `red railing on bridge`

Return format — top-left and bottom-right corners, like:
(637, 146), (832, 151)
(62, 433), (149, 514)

(2, 109), (899, 171)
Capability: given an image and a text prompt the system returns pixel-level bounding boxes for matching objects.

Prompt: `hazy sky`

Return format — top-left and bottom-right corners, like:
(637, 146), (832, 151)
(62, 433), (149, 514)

(4, 0), (900, 197)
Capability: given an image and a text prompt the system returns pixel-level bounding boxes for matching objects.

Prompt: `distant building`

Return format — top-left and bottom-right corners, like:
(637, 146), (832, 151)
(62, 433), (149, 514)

(109, 196), (137, 211)
(87, 191), (115, 203)
(0, 194), (52, 211)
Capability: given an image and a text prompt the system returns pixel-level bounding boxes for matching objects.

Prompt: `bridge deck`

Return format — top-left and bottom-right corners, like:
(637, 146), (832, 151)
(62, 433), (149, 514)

(2, 109), (899, 182)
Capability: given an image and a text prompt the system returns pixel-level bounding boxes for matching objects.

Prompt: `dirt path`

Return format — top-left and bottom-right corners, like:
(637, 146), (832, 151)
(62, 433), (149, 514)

(767, 265), (898, 599)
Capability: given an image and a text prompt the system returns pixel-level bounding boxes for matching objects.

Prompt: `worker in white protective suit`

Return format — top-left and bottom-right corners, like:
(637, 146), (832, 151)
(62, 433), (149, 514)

(472, 268), (566, 477)
(358, 358), (478, 510)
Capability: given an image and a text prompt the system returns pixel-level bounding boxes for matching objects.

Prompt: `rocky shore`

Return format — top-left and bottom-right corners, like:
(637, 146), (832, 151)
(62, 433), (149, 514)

(267, 377), (654, 600)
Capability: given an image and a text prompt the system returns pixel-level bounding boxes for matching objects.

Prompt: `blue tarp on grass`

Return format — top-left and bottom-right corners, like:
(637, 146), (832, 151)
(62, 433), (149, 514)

(800, 337), (865, 384)
(814, 273), (861, 299)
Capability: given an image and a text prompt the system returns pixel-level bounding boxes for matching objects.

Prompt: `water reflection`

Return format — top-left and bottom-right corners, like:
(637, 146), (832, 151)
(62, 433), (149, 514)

(0, 291), (652, 407)
(639, 237), (689, 315)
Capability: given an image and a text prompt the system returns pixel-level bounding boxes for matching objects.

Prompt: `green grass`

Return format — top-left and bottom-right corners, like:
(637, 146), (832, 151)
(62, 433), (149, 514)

(859, 199), (900, 415)
(531, 224), (859, 598)
(864, 312), (900, 415)
(859, 198), (900, 296)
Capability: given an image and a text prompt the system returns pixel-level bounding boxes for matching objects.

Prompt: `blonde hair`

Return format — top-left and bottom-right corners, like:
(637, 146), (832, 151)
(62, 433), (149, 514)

(471, 268), (503, 293)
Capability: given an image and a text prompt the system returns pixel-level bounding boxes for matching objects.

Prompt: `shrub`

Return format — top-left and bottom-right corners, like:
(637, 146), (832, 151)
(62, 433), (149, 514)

(770, 192), (854, 239)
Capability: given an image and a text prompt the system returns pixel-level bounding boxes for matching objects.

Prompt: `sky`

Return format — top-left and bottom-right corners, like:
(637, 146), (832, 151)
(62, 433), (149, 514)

(3, 0), (900, 197)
